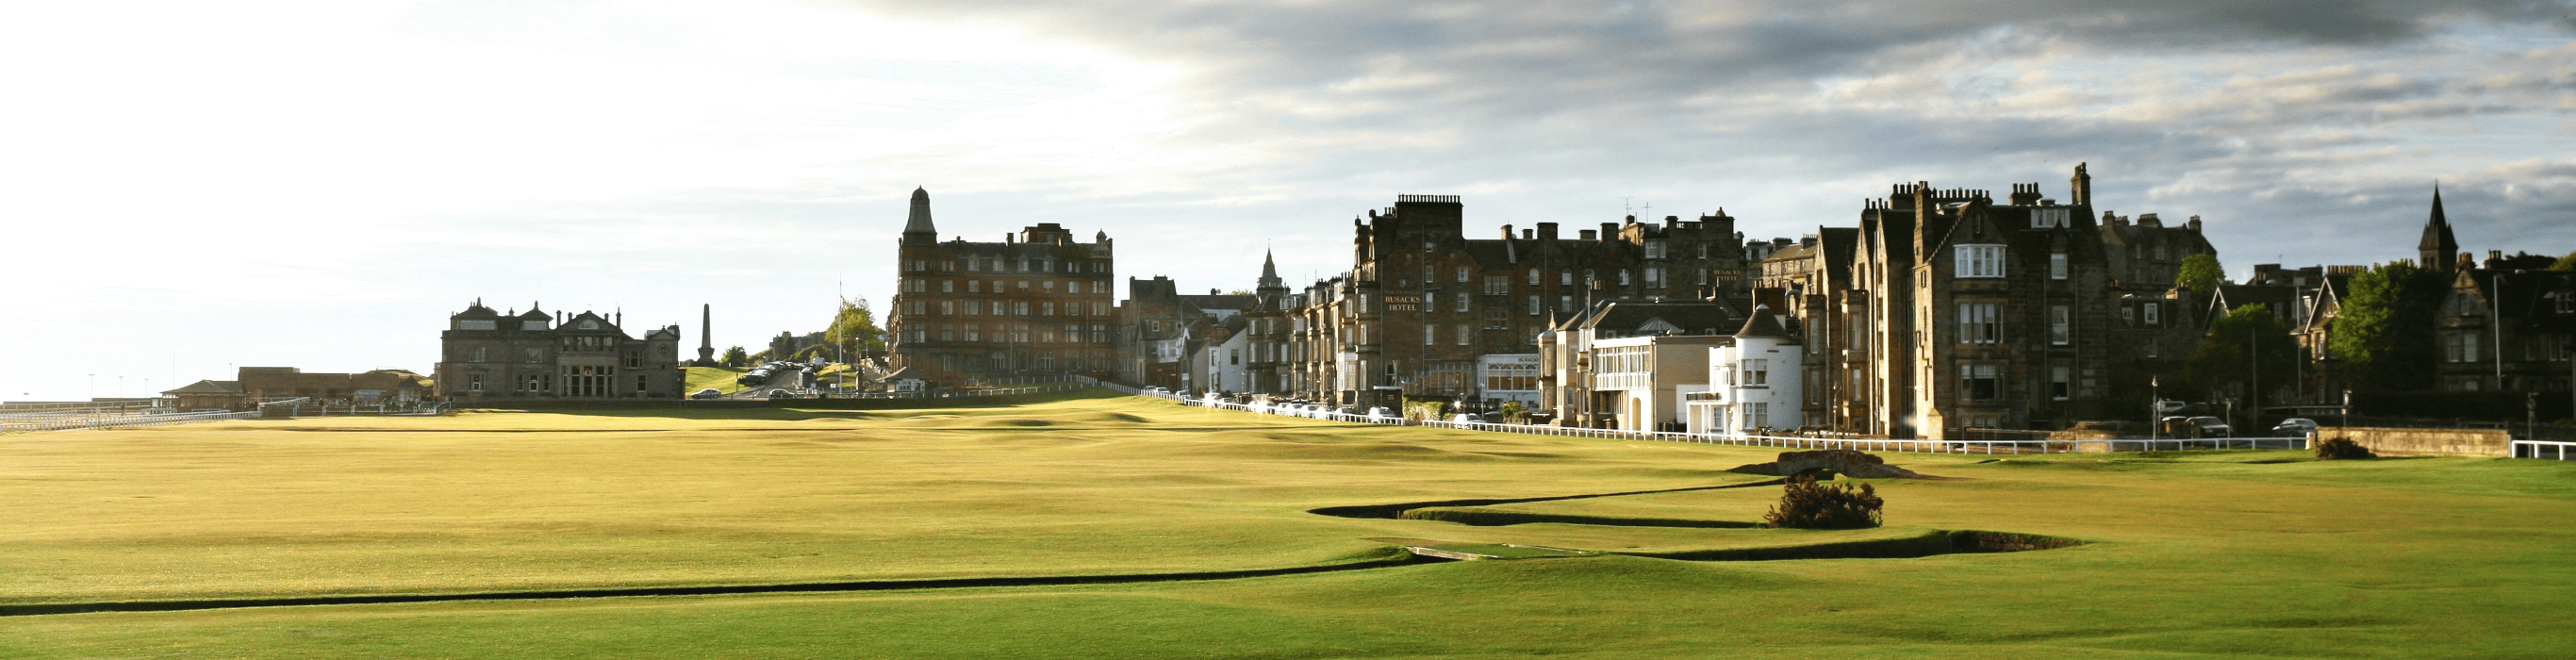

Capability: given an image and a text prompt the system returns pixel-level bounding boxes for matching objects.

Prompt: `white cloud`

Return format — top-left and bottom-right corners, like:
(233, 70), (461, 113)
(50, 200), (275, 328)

(5, 0), (2572, 401)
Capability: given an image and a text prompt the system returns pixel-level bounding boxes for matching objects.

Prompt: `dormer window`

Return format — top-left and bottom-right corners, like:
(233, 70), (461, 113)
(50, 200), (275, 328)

(2032, 208), (2070, 229)
(1957, 245), (2006, 278)
(457, 320), (497, 331)
(579, 320), (600, 330)
(522, 321), (549, 331)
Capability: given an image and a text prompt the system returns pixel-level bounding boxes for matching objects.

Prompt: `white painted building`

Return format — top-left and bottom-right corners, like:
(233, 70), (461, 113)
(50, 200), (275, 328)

(1475, 354), (1542, 407)
(1688, 305), (1805, 436)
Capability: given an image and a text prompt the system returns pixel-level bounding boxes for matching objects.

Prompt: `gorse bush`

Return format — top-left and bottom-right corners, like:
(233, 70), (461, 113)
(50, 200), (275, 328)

(1764, 474), (1883, 529)
(2314, 437), (2376, 460)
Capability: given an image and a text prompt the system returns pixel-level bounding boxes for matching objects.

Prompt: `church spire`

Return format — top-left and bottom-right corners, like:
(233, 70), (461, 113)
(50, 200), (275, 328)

(2419, 185), (2457, 272)
(1256, 249), (1288, 303)
(901, 187), (937, 245)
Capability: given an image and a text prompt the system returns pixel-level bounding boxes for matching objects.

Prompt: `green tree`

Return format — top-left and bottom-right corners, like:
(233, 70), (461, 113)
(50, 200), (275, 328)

(2327, 261), (2448, 390)
(828, 297), (886, 355)
(719, 346), (749, 368)
(2176, 254), (2224, 292)
(2184, 304), (2300, 408)
(2551, 251), (2576, 272)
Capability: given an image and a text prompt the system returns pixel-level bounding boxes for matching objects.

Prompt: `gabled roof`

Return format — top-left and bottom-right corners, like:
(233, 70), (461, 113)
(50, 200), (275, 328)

(882, 366), (925, 382)
(2458, 269), (2576, 334)
(162, 380), (242, 395)
(1574, 299), (1740, 337)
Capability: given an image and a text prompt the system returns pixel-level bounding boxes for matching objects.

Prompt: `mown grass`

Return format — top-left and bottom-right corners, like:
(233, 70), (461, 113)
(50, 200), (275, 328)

(7, 394), (2575, 658)
(681, 366), (747, 394)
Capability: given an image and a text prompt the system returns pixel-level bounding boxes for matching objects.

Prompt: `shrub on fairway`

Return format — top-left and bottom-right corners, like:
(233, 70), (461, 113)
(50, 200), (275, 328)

(1764, 474), (1883, 529)
(2314, 437), (2376, 460)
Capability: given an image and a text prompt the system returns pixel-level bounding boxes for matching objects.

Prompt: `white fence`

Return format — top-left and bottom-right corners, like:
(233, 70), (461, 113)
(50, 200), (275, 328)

(1082, 378), (2311, 455)
(2513, 440), (2576, 461)
(0, 409), (261, 434)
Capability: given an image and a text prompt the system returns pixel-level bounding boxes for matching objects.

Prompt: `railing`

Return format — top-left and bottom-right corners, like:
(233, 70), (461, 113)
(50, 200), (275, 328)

(0, 409), (261, 434)
(1108, 385), (2312, 454)
(2512, 440), (2575, 461)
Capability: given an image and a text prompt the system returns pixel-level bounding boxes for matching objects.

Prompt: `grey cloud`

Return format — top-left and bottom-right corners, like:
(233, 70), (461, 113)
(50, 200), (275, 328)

(801, 0), (2573, 279)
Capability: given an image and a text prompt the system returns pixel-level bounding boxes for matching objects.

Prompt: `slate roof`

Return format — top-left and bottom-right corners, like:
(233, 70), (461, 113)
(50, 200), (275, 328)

(161, 380), (242, 395)
(1735, 305), (1794, 339)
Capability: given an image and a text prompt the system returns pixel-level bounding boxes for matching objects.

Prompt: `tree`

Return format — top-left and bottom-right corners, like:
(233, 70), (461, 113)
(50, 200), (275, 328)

(2328, 261), (2449, 391)
(2551, 251), (2576, 272)
(719, 346), (749, 368)
(2176, 254), (2225, 293)
(827, 297), (886, 355)
(2184, 304), (2300, 409)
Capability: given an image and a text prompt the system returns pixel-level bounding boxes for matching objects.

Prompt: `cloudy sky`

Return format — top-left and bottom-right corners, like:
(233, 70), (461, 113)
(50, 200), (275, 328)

(4, 0), (2571, 401)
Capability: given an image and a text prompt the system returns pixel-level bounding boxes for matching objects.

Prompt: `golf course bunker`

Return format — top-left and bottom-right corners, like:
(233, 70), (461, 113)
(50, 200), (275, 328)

(1313, 480), (2082, 562)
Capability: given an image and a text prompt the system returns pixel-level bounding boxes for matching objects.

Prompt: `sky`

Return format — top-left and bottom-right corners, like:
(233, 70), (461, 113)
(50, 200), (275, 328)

(4, 0), (2571, 401)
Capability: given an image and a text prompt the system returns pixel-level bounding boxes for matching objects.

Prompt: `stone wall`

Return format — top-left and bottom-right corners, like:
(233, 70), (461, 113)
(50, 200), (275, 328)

(2320, 426), (2511, 457)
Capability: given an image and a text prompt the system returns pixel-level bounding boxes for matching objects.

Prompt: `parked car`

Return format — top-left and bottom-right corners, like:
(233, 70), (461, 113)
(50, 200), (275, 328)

(690, 388), (724, 400)
(767, 388), (794, 399)
(1363, 406), (1392, 421)
(2271, 418), (2319, 435)
(1448, 413), (1485, 423)
(2187, 416), (2232, 437)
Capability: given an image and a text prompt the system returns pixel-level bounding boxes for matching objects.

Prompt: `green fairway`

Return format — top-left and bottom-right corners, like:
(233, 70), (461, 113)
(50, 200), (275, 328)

(682, 366), (748, 394)
(7, 392), (2575, 658)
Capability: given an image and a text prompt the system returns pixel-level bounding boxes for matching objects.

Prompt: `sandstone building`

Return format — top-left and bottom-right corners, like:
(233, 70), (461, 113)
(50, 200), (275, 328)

(890, 188), (1117, 386)
(1833, 169), (2134, 437)
(436, 302), (682, 400)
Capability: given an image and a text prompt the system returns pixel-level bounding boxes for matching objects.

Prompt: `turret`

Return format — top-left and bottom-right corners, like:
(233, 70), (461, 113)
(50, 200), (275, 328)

(900, 187), (937, 246)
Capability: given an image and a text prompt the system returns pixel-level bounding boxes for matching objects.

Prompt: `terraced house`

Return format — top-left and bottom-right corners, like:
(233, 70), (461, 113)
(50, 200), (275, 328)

(1834, 166), (2148, 437)
(890, 188), (1117, 386)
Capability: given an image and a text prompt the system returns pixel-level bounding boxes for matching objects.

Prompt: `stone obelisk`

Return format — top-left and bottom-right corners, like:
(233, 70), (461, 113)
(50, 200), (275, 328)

(696, 304), (716, 366)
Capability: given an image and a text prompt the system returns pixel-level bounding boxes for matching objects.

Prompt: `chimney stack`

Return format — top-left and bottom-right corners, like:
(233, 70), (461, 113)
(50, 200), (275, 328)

(1578, 229), (1597, 240)
(1536, 223), (1559, 241)
(1599, 223), (1617, 240)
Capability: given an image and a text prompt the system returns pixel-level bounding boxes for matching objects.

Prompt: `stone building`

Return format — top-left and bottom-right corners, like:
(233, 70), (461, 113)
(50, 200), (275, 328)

(1284, 194), (1757, 407)
(1754, 229), (1858, 427)
(890, 188), (1117, 386)
(2435, 256), (2576, 394)
(2096, 211), (2218, 293)
(1837, 168), (2132, 437)
(435, 301), (682, 400)
(1115, 275), (1255, 391)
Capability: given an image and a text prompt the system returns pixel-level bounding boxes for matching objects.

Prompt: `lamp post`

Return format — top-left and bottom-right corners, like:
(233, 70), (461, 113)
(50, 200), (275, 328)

(2150, 375), (2160, 447)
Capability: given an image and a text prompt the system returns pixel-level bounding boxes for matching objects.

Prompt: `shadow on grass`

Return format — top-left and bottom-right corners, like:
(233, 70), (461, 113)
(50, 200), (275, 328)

(454, 388), (1128, 421)
(0, 546), (1449, 619)
(1315, 480), (2083, 562)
